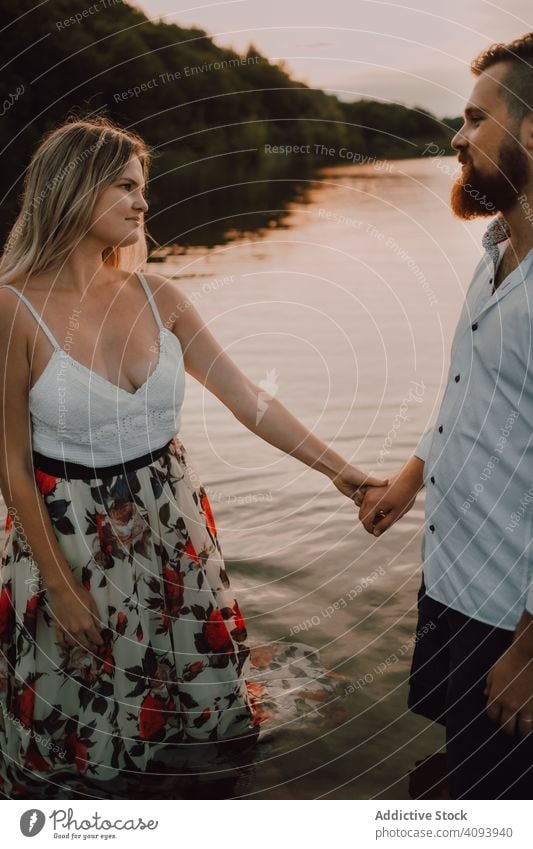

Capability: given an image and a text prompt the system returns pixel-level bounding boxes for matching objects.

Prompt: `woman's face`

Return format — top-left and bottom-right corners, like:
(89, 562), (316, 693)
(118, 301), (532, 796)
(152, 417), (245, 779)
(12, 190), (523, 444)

(89, 155), (149, 248)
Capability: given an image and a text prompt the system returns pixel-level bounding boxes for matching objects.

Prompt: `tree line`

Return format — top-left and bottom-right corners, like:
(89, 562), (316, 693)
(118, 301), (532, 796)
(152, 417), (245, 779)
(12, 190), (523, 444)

(0, 0), (459, 248)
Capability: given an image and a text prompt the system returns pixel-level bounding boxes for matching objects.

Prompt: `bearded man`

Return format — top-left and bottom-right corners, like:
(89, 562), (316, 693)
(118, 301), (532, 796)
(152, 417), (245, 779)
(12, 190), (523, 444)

(361, 33), (533, 799)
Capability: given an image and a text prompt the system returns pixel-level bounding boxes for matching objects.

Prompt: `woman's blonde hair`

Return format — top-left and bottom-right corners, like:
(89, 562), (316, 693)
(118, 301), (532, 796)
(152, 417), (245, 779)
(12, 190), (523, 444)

(0, 115), (151, 286)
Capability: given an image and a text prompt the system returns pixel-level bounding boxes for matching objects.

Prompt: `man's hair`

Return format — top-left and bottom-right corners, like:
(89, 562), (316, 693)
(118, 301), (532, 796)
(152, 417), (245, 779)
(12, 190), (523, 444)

(471, 33), (533, 124)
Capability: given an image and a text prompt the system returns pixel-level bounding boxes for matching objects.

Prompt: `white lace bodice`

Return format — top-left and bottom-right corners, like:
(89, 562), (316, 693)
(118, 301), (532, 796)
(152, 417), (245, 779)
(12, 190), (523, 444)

(0, 272), (186, 465)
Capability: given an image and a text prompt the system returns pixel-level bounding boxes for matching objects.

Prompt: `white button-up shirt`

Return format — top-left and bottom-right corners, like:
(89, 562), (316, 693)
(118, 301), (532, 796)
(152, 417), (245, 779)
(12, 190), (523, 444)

(415, 216), (533, 631)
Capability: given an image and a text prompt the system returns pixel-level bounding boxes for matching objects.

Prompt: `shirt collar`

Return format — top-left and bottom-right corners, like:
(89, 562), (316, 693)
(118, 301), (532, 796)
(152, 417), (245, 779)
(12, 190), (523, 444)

(482, 215), (510, 268)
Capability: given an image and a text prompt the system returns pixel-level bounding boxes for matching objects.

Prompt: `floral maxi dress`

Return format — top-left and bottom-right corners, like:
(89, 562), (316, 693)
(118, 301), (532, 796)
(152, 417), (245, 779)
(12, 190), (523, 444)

(0, 436), (350, 798)
(0, 436), (258, 792)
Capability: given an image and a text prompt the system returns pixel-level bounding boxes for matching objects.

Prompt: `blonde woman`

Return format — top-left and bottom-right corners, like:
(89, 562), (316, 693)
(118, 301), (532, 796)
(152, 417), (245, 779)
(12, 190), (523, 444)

(0, 116), (385, 798)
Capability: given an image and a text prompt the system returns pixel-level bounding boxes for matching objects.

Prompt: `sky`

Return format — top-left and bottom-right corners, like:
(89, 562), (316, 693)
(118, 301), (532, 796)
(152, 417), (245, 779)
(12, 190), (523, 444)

(133, 0), (533, 116)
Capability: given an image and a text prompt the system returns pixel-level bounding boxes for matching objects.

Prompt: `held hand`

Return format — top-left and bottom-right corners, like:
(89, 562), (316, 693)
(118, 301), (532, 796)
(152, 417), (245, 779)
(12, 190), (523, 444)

(331, 465), (388, 507)
(46, 581), (105, 651)
(359, 469), (420, 536)
(484, 645), (533, 736)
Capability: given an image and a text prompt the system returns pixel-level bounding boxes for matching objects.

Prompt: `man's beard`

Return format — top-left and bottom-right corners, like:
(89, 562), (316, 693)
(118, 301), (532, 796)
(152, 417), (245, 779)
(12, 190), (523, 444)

(450, 137), (530, 219)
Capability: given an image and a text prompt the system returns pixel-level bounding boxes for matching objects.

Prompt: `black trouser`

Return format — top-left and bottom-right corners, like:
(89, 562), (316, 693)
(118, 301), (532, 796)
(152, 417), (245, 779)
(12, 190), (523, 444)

(408, 578), (533, 799)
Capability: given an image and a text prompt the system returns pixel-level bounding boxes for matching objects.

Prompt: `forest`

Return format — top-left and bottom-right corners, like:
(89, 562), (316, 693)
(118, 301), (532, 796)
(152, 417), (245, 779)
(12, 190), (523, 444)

(0, 0), (459, 249)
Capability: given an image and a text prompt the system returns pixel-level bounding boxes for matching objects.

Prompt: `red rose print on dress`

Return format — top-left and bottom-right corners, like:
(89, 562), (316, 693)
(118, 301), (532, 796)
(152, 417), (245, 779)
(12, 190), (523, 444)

(200, 490), (217, 538)
(250, 702), (275, 726)
(203, 608), (233, 653)
(94, 512), (115, 556)
(230, 601), (247, 643)
(182, 660), (204, 681)
(22, 594), (39, 638)
(183, 539), (199, 563)
(0, 584), (15, 644)
(96, 513), (104, 546)
(116, 612), (128, 635)
(108, 502), (148, 546)
(61, 646), (100, 686)
(97, 642), (115, 677)
(138, 694), (175, 740)
(163, 565), (184, 616)
(34, 469), (57, 496)
(245, 679), (276, 727)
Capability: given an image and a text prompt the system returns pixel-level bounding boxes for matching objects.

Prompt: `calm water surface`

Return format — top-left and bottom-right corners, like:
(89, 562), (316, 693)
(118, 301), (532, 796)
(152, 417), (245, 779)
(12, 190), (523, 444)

(1, 157), (488, 798)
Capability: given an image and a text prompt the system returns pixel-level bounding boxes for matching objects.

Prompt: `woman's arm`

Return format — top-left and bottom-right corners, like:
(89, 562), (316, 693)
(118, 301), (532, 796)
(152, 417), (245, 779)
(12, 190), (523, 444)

(0, 291), (77, 594)
(0, 291), (103, 649)
(155, 276), (386, 499)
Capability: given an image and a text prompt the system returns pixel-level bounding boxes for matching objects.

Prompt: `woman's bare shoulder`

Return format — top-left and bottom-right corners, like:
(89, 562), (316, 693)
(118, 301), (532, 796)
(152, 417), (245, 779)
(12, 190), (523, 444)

(0, 283), (32, 331)
(0, 277), (49, 347)
(0, 283), (32, 347)
(142, 271), (187, 296)
(0, 276), (27, 294)
(141, 271), (191, 325)
(0, 270), (54, 293)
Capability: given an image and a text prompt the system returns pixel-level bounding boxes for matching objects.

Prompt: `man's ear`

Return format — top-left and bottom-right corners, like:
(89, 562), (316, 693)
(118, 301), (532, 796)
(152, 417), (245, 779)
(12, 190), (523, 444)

(520, 112), (533, 155)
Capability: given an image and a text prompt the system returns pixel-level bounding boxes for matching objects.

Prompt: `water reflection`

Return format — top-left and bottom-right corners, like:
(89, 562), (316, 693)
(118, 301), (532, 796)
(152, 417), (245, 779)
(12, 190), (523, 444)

(147, 169), (312, 252)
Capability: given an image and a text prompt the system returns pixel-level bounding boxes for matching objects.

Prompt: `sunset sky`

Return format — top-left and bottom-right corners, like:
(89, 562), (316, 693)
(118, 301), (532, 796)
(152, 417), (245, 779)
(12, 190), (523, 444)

(134, 0), (532, 116)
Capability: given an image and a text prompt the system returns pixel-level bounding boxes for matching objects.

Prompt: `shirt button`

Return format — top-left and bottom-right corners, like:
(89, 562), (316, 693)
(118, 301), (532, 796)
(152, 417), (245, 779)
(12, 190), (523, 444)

(472, 322), (478, 331)
(430, 476), (435, 484)
(454, 374), (460, 382)
(429, 524), (435, 533)
(438, 425), (443, 433)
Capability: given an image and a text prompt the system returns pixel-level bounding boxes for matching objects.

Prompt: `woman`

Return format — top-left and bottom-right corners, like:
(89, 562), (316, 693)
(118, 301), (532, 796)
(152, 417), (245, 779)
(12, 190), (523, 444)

(0, 116), (385, 799)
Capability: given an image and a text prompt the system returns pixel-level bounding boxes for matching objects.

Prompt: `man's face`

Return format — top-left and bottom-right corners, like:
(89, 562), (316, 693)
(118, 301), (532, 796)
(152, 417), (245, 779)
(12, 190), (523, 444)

(451, 62), (530, 219)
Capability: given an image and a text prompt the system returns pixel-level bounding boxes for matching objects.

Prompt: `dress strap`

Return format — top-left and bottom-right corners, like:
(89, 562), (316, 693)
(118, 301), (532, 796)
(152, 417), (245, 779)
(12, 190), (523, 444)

(0, 285), (61, 350)
(135, 271), (164, 330)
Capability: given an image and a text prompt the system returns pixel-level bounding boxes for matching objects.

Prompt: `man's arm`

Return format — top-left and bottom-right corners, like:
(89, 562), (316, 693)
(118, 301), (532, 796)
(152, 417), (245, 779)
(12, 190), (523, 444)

(359, 455), (425, 536)
(485, 604), (533, 737)
(413, 425), (435, 464)
(358, 420), (434, 535)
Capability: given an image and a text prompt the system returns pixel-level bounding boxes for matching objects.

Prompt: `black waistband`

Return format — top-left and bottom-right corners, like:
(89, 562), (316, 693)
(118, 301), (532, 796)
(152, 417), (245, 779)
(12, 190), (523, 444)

(32, 438), (173, 480)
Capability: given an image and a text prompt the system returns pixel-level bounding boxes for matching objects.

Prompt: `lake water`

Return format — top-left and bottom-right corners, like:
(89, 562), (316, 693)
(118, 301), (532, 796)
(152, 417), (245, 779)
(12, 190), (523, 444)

(1, 157), (489, 799)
